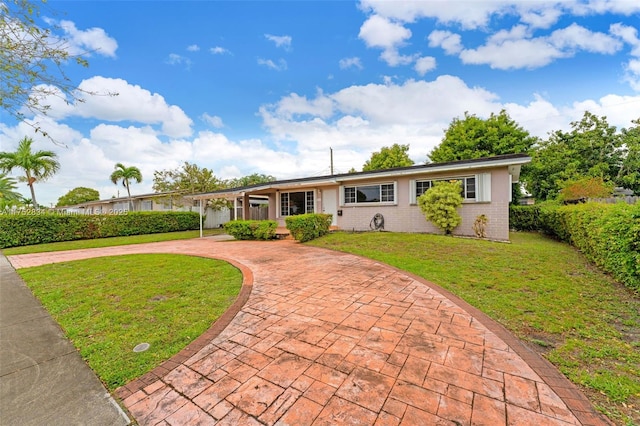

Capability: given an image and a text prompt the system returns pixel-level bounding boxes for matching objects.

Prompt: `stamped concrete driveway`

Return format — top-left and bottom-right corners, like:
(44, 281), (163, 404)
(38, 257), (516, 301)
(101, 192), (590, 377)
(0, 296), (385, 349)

(8, 238), (610, 426)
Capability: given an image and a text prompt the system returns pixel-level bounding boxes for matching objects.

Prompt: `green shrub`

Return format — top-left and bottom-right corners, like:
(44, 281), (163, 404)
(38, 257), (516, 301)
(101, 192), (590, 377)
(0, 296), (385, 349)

(224, 220), (277, 240)
(285, 213), (333, 242)
(418, 181), (463, 235)
(523, 202), (639, 292)
(0, 211), (199, 249)
(509, 205), (541, 231)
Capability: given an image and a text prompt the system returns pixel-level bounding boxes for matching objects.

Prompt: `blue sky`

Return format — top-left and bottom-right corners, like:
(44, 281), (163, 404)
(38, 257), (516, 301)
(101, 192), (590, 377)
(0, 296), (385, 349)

(1, 0), (640, 206)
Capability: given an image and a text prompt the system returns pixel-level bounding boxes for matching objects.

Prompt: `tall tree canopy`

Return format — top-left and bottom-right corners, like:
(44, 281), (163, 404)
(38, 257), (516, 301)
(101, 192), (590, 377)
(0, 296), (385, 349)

(428, 110), (537, 163)
(225, 173), (276, 188)
(362, 143), (414, 171)
(56, 186), (100, 207)
(153, 162), (223, 194)
(524, 112), (627, 200)
(110, 163), (142, 210)
(0, 136), (59, 208)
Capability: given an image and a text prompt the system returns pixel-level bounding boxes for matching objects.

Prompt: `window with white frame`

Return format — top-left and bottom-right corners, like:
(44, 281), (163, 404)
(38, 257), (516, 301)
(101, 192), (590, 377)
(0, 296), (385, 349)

(341, 183), (396, 205)
(140, 200), (153, 211)
(280, 191), (314, 216)
(113, 202), (129, 211)
(410, 173), (491, 203)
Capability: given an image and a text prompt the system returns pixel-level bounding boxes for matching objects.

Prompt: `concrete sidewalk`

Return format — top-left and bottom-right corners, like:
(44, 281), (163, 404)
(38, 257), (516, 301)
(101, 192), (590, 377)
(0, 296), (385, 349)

(0, 254), (130, 426)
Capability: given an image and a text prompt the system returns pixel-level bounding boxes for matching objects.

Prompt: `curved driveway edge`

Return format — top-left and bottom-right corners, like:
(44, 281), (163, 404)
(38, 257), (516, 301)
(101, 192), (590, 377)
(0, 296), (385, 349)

(7, 238), (612, 426)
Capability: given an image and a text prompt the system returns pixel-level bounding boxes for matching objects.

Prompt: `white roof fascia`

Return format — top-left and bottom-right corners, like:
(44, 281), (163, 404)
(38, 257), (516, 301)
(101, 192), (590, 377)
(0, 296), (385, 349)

(190, 156), (530, 199)
(336, 156), (530, 183)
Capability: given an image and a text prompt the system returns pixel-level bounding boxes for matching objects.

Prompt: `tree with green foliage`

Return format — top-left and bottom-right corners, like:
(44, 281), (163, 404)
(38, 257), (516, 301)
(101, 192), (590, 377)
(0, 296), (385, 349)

(153, 162), (222, 194)
(428, 110), (537, 163)
(362, 143), (414, 171)
(0, 0), (113, 139)
(617, 118), (640, 194)
(418, 181), (463, 235)
(225, 173), (276, 188)
(153, 162), (227, 210)
(557, 177), (614, 203)
(56, 186), (100, 207)
(0, 173), (24, 208)
(110, 163), (142, 211)
(0, 136), (59, 209)
(525, 112), (624, 200)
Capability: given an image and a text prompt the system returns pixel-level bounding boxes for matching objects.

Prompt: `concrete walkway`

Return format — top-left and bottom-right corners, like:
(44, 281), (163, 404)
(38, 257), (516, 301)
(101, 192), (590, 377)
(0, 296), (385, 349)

(6, 238), (611, 425)
(0, 255), (130, 426)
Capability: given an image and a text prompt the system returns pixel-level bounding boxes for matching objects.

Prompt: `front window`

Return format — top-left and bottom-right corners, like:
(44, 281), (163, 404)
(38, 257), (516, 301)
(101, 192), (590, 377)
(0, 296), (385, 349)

(343, 183), (395, 204)
(415, 176), (476, 200)
(280, 191), (314, 216)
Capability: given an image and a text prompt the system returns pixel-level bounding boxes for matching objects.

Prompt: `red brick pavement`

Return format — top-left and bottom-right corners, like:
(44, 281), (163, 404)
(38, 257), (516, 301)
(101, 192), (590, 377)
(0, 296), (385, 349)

(8, 238), (612, 426)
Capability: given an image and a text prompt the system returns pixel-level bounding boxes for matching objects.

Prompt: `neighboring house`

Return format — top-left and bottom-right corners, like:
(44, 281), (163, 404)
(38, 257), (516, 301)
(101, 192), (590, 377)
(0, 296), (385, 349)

(58, 191), (231, 229)
(190, 153), (531, 241)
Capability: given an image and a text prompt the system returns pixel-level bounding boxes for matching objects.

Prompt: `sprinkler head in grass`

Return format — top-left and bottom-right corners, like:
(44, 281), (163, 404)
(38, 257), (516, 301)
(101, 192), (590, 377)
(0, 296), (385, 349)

(133, 343), (150, 353)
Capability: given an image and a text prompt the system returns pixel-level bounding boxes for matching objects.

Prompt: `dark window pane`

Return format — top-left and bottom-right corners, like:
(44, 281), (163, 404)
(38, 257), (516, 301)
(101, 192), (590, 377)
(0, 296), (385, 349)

(357, 185), (380, 202)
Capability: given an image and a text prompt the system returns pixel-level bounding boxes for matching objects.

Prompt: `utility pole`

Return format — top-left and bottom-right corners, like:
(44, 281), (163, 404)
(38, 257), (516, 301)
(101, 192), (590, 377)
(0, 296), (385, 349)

(330, 147), (334, 175)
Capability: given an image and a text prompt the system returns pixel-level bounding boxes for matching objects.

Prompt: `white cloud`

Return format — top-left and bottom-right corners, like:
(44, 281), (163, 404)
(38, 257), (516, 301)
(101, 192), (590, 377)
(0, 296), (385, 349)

(459, 24), (621, 69)
(257, 58), (288, 71)
(210, 46), (230, 55)
(550, 23), (621, 54)
(359, 0), (505, 29)
(359, 15), (415, 66)
(265, 34), (292, 49)
(414, 56), (436, 75)
(187, 44), (200, 52)
(427, 30), (463, 55)
(27, 77), (194, 138)
(339, 57), (363, 70)
(201, 113), (224, 128)
(610, 23), (640, 90)
(360, 1), (640, 30)
(57, 19), (118, 57)
(166, 53), (192, 69)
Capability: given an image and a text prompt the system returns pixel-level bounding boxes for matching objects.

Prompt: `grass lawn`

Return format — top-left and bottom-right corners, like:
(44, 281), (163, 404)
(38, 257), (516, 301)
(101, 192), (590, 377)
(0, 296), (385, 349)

(1, 228), (224, 255)
(17, 253), (242, 390)
(308, 231), (640, 425)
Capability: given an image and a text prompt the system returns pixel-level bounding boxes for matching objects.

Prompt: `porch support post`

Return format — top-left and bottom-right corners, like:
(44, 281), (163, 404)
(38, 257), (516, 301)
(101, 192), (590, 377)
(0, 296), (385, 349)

(199, 199), (203, 238)
(242, 193), (250, 220)
(234, 197), (239, 220)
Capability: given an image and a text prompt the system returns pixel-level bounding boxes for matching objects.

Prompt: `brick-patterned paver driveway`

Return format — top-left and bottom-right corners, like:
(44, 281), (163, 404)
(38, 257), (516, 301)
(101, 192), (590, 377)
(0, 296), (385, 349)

(8, 238), (610, 426)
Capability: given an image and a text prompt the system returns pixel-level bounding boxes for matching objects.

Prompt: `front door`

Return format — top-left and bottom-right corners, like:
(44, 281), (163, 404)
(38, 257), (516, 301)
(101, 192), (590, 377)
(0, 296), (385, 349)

(322, 188), (338, 226)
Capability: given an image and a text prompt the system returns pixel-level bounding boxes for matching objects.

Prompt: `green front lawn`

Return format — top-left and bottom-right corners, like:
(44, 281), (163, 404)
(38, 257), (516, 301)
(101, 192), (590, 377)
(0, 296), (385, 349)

(18, 254), (242, 390)
(308, 231), (640, 425)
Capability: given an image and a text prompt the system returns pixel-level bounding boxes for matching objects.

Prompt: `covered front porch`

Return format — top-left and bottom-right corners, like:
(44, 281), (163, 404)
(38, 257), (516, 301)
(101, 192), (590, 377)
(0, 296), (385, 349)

(189, 177), (340, 238)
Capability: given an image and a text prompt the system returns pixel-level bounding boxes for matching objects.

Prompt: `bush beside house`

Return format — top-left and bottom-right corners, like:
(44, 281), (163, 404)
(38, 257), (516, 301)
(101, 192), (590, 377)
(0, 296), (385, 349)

(224, 220), (277, 240)
(0, 211), (200, 249)
(510, 202), (640, 291)
(285, 213), (333, 242)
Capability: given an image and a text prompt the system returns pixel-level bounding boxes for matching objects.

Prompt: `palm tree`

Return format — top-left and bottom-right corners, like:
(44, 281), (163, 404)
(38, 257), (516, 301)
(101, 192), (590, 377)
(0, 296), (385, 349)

(0, 137), (60, 209)
(110, 163), (142, 211)
(0, 173), (24, 209)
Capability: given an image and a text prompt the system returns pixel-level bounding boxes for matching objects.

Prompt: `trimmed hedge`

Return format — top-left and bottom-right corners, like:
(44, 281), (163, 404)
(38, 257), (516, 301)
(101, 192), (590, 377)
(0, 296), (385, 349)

(285, 213), (333, 243)
(510, 202), (640, 291)
(0, 211), (200, 249)
(224, 220), (277, 240)
(509, 205), (541, 231)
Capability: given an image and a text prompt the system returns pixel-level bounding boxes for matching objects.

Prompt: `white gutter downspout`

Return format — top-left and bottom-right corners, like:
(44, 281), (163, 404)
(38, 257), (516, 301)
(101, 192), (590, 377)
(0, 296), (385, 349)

(199, 199), (203, 238)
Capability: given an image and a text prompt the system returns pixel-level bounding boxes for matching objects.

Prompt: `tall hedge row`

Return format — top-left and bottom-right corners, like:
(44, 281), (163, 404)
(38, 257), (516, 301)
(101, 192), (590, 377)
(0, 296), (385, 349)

(510, 203), (640, 291)
(0, 212), (200, 249)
